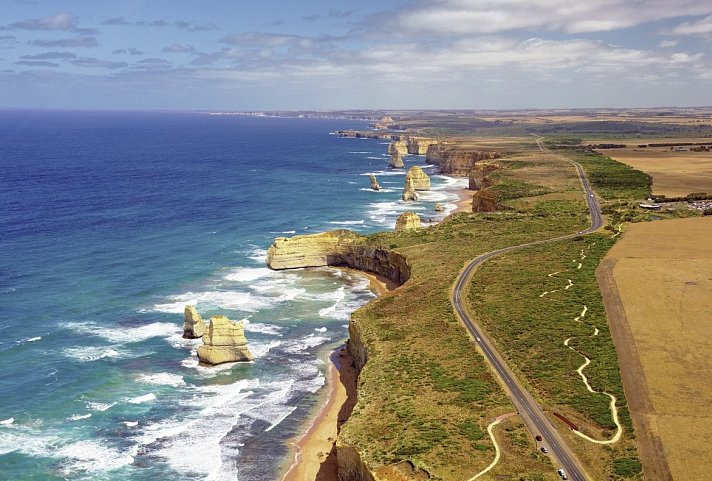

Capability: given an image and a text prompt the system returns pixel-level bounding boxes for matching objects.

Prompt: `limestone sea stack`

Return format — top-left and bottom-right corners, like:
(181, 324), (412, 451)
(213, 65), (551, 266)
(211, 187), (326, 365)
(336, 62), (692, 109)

(197, 315), (254, 365)
(369, 174), (381, 191)
(405, 166), (431, 191)
(183, 305), (206, 339)
(387, 140), (408, 156)
(434, 203), (444, 212)
(389, 151), (405, 169)
(402, 175), (419, 201)
(395, 212), (421, 231)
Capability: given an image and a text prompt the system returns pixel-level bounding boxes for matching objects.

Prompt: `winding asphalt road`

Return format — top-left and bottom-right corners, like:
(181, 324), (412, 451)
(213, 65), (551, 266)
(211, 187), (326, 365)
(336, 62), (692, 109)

(453, 137), (603, 481)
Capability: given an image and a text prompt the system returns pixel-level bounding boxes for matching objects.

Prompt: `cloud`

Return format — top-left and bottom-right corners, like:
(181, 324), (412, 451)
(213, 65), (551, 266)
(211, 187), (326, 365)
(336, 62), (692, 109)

(10, 12), (96, 34)
(396, 1), (712, 35)
(163, 43), (196, 54)
(303, 14), (320, 22)
(658, 40), (678, 48)
(112, 47), (144, 55)
(12, 12), (74, 30)
(15, 60), (59, 67)
(101, 16), (130, 26)
(669, 15), (712, 36)
(20, 51), (76, 60)
(135, 57), (173, 70)
(0, 35), (17, 44)
(70, 57), (127, 69)
(29, 36), (98, 48)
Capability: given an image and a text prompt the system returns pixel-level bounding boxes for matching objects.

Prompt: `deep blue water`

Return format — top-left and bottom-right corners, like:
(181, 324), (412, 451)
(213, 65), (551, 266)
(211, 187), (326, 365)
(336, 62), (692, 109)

(0, 111), (465, 481)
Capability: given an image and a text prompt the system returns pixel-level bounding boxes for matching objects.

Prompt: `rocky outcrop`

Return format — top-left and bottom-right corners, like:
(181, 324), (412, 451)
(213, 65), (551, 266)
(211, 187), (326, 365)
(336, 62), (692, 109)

(471, 189), (500, 213)
(434, 203), (444, 212)
(369, 174), (381, 191)
(426, 145), (501, 176)
(389, 151), (404, 169)
(387, 140), (408, 156)
(336, 130), (396, 140)
(197, 316), (253, 365)
(336, 444), (377, 481)
(469, 162), (500, 190)
(402, 175), (418, 201)
(266, 231), (410, 286)
(405, 166), (430, 191)
(406, 137), (436, 155)
(183, 305), (206, 339)
(395, 212), (421, 231)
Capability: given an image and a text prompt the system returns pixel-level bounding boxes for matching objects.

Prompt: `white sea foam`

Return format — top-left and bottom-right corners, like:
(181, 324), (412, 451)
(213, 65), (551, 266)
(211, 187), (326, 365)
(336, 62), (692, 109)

(242, 319), (283, 336)
(55, 440), (134, 474)
(62, 321), (180, 344)
(137, 372), (186, 387)
(62, 345), (131, 362)
(249, 340), (283, 358)
(67, 413), (92, 421)
(128, 393), (156, 404)
(0, 418), (13, 425)
(246, 247), (268, 262)
(314, 327), (327, 333)
(329, 220), (365, 225)
(85, 401), (116, 412)
(223, 267), (274, 283)
(16, 336), (42, 344)
(359, 187), (395, 193)
(348, 151), (370, 154)
(123, 421), (139, 427)
(153, 290), (280, 313)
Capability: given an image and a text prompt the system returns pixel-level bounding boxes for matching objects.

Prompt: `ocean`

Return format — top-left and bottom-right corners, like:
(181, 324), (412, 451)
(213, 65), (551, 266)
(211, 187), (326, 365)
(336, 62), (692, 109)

(0, 111), (466, 481)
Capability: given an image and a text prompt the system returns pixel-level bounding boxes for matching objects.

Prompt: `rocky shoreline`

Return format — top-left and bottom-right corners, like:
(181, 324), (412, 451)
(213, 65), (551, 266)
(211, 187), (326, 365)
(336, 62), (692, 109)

(272, 133), (501, 480)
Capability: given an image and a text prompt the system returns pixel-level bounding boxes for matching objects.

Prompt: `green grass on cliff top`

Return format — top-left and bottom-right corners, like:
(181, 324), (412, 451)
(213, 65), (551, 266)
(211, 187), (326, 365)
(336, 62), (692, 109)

(338, 147), (653, 480)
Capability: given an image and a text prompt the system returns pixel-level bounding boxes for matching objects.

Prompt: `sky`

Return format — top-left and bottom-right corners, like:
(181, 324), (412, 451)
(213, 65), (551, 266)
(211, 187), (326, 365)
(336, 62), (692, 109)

(1, 0), (712, 110)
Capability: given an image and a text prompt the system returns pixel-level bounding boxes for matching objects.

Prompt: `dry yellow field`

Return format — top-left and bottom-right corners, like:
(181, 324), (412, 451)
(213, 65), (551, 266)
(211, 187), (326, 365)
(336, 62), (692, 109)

(596, 146), (712, 197)
(601, 217), (712, 481)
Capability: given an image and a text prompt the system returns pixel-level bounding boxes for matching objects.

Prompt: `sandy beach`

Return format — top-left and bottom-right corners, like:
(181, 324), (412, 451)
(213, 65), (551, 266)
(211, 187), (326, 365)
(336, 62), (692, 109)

(455, 187), (474, 213)
(280, 269), (392, 481)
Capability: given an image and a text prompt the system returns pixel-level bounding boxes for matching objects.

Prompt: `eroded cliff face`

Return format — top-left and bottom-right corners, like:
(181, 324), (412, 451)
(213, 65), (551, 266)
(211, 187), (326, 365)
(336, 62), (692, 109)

(267, 230), (414, 481)
(426, 145), (501, 176)
(468, 161), (500, 190)
(395, 212), (421, 231)
(406, 137), (436, 155)
(266, 230), (410, 286)
(389, 151), (405, 169)
(387, 140), (408, 156)
(405, 166), (430, 191)
(471, 189), (500, 212)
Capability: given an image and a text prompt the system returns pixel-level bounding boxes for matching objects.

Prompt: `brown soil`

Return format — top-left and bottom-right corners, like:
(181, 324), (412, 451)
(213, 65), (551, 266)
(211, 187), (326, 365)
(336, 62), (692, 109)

(598, 217), (712, 481)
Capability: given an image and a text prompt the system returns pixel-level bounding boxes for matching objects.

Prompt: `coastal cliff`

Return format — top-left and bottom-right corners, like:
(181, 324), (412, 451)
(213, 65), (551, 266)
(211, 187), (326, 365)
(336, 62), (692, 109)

(471, 188), (501, 212)
(406, 136), (436, 155)
(469, 161), (500, 190)
(426, 145), (501, 176)
(266, 230), (410, 286)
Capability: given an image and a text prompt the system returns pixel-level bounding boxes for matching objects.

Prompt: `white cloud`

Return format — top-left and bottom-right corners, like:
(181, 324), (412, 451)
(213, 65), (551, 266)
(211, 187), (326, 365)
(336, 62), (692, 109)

(669, 15), (712, 36)
(13, 12), (74, 31)
(658, 40), (678, 48)
(398, 1), (712, 34)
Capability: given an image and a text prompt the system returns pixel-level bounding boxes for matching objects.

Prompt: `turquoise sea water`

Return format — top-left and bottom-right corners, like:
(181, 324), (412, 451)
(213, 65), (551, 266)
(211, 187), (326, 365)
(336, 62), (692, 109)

(0, 111), (466, 481)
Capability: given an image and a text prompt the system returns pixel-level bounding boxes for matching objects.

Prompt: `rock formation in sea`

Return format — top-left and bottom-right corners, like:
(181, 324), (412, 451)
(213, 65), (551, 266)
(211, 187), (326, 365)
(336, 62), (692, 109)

(395, 212), (421, 231)
(266, 230), (410, 285)
(197, 315), (254, 365)
(471, 189), (500, 212)
(434, 203), (444, 212)
(183, 305), (206, 339)
(402, 175), (419, 201)
(389, 151), (405, 169)
(406, 137), (436, 155)
(469, 162), (500, 190)
(335, 130), (394, 140)
(369, 174), (381, 191)
(387, 140), (408, 156)
(405, 166), (430, 191)
(426, 144), (501, 176)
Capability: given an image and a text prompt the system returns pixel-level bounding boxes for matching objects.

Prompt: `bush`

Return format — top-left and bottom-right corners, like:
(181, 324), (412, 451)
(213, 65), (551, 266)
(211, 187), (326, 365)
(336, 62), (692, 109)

(613, 457), (642, 477)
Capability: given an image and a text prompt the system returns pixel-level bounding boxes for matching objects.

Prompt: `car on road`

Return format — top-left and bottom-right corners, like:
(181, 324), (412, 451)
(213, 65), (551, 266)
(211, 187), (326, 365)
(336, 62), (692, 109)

(540, 446), (548, 453)
(475, 337), (481, 342)
(535, 435), (543, 441)
(558, 468), (568, 480)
